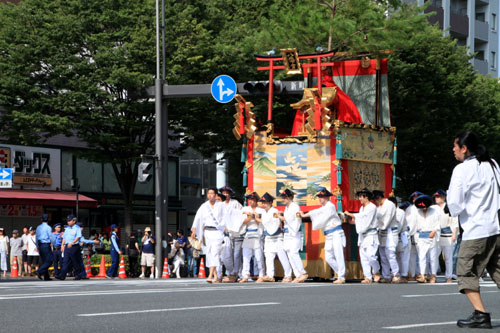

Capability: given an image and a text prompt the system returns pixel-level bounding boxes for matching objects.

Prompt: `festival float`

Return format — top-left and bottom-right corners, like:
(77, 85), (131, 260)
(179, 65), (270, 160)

(233, 49), (396, 279)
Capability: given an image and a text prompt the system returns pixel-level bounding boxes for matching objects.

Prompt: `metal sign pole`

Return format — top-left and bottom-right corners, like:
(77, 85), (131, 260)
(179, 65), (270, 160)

(154, 0), (169, 278)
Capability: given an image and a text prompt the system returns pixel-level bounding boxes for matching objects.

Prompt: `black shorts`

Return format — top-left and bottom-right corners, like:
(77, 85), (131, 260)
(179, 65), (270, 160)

(27, 255), (39, 266)
(22, 250), (28, 263)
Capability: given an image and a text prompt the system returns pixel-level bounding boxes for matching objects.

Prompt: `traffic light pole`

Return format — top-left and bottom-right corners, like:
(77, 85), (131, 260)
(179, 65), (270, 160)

(154, 78), (168, 278)
(154, 0), (168, 278)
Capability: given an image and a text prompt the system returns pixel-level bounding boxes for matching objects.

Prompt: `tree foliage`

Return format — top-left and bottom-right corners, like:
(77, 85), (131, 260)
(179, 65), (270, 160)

(389, 28), (500, 196)
(0, 0), (157, 233)
(252, 0), (431, 55)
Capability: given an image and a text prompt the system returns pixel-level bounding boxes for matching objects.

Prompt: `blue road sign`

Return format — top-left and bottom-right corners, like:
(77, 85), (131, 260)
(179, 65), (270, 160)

(211, 75), (237, 103)
(0, 168), (12, 180)
(0, 168), (13, 188)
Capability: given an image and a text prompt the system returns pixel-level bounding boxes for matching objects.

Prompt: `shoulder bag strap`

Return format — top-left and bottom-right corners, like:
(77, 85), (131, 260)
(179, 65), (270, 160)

(492, 163), (500, 191)
(491, 163), (500, 226)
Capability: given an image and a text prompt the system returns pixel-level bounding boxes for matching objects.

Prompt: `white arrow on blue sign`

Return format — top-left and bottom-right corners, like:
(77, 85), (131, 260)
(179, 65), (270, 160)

(0, 168), (13, 188)
(211, 75), (237, 103)
(0, 168), (13, 180)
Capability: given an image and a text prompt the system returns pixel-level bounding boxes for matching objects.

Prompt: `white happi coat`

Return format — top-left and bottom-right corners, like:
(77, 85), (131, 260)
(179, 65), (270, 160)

(395, 207), (409, 252)
(309, 201), (346, 249)
(241, 206), (265, 249)
(192, 201), (226, 241)
(377, 199), (398, 248)
(354, 202), (379, 247)
(283, 201), (303, 252)
(408, 206), (440, 249)
(433, 204), (459, 247)
(223, 199), (245, 236)
(261, 207), (284, 253)
(192, 200), (226, 267)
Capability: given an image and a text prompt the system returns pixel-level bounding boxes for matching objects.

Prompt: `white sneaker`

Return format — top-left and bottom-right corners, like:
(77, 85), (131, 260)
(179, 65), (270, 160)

(139, 273), (145, 279)
(150, 274), (154, 279)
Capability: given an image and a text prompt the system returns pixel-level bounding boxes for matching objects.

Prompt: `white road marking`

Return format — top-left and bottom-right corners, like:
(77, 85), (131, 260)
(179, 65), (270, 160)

(0, 283), (330, 300)
(0, 278), (205, 288)
(384, 319), (500, 329)
(402, 290), (499, 298)
(384, 321), (457, 329)
(77, 302), (280, 317)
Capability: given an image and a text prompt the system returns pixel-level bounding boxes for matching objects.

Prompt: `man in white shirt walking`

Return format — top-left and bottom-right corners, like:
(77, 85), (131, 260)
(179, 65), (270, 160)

(447, 131), (500, 329)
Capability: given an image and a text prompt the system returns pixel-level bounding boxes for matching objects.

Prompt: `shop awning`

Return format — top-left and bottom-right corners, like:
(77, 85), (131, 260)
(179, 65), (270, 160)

(0, 190), (98, 208)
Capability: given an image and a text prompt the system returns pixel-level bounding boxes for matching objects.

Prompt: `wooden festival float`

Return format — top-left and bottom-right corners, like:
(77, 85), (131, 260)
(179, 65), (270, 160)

(233, 49), (397, 279)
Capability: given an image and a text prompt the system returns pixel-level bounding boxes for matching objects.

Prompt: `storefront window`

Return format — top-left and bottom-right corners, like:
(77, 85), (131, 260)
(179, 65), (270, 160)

(61, 151), (73, 191)
(103, 164), (121, 193)
(76, 159), (102, 193)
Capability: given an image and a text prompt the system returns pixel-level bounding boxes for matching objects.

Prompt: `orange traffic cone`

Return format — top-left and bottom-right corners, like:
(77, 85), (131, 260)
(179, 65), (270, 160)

(85, 256), (94, 278)
(198, 257), (206, 278)
(118, 256), (127, 279)
(95, 255), (107, 278)
(162, 258), (170, 279)
(11, 256), (19, 278)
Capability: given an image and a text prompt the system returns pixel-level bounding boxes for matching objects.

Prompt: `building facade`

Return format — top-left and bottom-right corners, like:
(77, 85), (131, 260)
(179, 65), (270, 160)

(0, 139), (182, 248)
(420, 0), (499, 76)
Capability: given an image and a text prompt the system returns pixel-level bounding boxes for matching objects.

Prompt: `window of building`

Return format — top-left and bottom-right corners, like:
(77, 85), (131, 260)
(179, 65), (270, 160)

(476, 50), (485, 61)
(492, 13), (497, 31)
(61, 151), (73, 191)
(430, 0), (442, 8)
(476, 12), (485, 22)
(76, 158), (102, 193)
(491, 52), (497, 69)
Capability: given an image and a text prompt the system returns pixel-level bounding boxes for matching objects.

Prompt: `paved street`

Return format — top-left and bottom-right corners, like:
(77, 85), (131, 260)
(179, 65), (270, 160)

(1, 277), (499, 332)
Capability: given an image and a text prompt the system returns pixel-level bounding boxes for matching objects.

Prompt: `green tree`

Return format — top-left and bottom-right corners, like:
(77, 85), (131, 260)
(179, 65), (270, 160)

(388, 28), (500, 197)
(252, 0), (430, 56)
(0, 0), (156, 235)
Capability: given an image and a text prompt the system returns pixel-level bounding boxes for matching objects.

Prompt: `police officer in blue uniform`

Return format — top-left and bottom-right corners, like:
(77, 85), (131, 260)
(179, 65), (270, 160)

(106, 224), (122, 279)
(52, 223), (63, 277)
(35, 214), (56, 281)
(55, 214), (83, 280)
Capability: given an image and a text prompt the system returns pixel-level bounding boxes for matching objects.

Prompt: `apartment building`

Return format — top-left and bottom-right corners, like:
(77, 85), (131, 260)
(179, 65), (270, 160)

(421, 0), (499, 76)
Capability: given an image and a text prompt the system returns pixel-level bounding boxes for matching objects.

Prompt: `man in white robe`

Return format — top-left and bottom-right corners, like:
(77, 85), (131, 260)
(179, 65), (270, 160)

(373, 191), (399, 283)
(257, 192), (292, 282)
(219, 186), (244, 283)
(301, 188), (346, 284)
(191, 188), (226, 283)
(278, 189), (308, 283)
(239, 192), (266, 283)
(432, 189), (459, 283)
(407, 194), (440, 284)
(395, 201), (411, 283)
(345, 188), (380, 283)
(406, 191), (423, 281)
